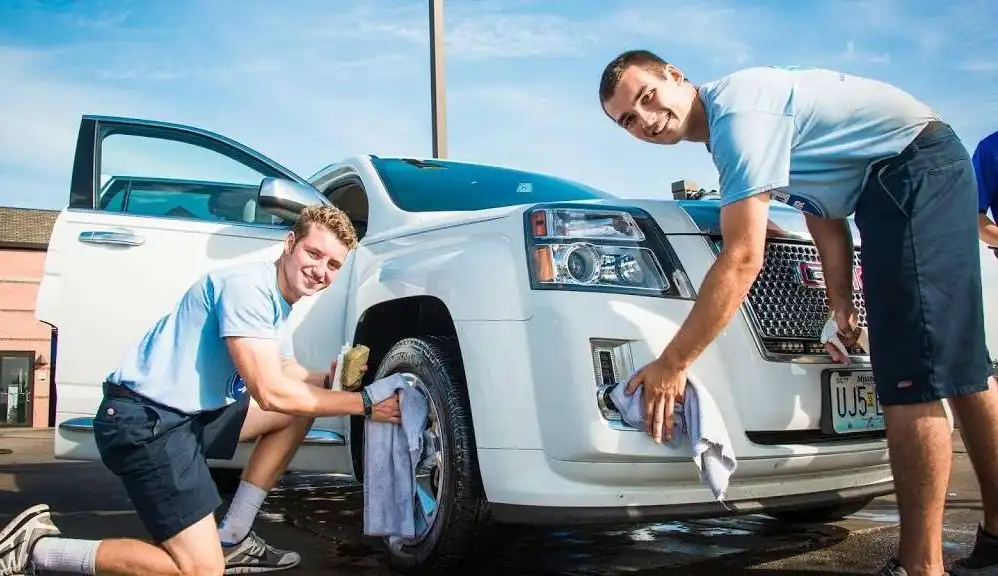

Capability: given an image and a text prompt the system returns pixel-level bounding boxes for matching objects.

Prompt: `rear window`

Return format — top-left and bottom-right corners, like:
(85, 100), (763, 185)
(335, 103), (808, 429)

(370, 157), (615, 212)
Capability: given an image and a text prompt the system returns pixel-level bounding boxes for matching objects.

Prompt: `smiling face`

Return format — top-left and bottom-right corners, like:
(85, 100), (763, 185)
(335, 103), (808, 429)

(278, 223), (350, 302)
(601, 63), (702, 146)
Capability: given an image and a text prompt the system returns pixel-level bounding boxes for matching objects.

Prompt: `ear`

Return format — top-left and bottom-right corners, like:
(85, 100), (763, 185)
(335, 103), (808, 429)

(665, 64), (684, 84)
(283, 231), (296, 254)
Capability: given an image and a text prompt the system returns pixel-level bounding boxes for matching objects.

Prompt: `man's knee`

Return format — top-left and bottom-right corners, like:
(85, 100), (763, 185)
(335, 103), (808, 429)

(161, 514), (226, 576)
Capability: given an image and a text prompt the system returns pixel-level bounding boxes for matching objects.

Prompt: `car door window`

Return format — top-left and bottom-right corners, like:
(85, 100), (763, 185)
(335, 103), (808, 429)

(97, 133), (292, 227)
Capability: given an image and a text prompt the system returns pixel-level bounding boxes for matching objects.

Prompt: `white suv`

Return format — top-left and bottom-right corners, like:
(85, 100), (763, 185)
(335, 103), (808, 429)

(36, 115), (998, 574)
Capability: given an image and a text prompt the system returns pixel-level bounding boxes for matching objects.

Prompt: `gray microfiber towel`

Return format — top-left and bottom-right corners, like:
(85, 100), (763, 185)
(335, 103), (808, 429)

(609, 372), (737, 501)
(362, 373), (430, 542)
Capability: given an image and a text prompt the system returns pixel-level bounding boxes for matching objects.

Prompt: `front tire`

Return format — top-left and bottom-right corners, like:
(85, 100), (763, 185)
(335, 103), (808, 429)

(371, 336), (491, 575)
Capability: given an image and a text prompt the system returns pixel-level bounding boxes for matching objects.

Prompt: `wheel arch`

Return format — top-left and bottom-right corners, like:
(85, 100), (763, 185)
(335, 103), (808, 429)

(349, 295), (471, 481)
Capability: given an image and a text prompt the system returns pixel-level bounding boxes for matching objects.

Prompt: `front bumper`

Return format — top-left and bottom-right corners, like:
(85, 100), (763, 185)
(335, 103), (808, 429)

(454, 285), (891, 510)
(485, 447), (894, 524)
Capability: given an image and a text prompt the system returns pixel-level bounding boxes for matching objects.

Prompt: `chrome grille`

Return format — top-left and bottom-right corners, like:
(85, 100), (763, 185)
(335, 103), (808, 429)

(746, 241), (867, 341)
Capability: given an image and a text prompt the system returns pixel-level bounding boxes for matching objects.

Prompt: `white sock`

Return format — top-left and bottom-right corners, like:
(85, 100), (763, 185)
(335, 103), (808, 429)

(31, 537), (100, 574)
(218, 480), (268, 546)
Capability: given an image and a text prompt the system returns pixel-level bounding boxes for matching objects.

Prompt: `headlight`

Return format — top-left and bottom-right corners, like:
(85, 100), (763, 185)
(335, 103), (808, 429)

(525, 205), (695, 299)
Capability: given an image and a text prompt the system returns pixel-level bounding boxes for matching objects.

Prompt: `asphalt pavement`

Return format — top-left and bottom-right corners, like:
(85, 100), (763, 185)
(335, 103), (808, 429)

(0, 427), (984, 575)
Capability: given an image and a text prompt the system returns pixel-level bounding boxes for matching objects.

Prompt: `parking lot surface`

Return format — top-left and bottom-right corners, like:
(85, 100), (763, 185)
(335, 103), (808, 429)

(0, 428), (983, 574)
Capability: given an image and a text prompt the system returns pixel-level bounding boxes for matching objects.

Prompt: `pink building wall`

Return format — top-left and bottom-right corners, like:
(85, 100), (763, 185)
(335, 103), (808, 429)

(0, 248), (53, 427)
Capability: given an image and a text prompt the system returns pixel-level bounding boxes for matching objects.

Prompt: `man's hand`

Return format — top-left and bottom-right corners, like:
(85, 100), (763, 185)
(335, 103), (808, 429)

(323, 358), (368, 389)
(371, 393), (401, 424)
(826, 303), (861, 363)
(625, 357), (686, 443)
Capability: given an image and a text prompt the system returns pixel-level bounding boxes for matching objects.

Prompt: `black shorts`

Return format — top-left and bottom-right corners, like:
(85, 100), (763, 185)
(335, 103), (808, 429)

(855, 121), (993, 406)
(93, 382), (249, 543)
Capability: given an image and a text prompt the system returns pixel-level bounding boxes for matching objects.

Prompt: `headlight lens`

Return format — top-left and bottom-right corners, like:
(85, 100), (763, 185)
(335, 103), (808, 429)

(526, 205), (694, 299)
(534, 243), (668, 292)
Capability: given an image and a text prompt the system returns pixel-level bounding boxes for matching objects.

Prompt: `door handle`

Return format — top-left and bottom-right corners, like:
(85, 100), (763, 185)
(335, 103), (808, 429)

(78, 230), (146, 247)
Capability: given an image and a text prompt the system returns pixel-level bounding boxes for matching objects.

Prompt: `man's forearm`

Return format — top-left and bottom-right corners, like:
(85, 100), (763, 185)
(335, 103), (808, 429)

(260, 376), (365, 417)
(805, 215), (854, 310)
(661, 250), (761, 370)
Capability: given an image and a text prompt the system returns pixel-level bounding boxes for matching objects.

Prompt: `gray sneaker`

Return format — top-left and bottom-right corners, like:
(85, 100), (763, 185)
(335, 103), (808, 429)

(222, 531), (300, 574)
(0, 504), (61, 576)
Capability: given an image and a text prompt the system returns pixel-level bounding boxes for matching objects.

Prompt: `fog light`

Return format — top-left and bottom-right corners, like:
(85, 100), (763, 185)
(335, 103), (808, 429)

(590, 339), (634, 422)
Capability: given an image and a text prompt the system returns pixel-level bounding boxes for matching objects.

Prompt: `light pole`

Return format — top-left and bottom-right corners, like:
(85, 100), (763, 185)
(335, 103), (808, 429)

(429, 0), (447, 158)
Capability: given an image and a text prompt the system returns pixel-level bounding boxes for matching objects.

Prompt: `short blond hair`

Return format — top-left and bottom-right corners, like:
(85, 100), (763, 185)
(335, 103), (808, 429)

(291, 204), (358, 249)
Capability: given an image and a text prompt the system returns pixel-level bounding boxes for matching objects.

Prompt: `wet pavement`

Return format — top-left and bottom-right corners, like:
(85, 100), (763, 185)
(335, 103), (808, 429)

(0, 428), (984, 574)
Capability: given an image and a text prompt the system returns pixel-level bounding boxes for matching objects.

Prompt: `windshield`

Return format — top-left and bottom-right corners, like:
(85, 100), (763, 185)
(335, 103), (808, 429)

(370, 157), (616, 212)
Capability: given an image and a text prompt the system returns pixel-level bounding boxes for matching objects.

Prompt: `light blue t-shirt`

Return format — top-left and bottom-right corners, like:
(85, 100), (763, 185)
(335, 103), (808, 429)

(698, 66), (939, 218)
(107, 260), (295, 414)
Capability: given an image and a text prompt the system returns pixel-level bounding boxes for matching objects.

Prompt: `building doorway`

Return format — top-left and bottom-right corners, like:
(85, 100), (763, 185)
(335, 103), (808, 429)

(0, 351), (34, 427)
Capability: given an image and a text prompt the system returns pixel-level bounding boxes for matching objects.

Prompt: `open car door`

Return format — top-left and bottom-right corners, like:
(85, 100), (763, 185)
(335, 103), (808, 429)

(35, 116), (353, 474)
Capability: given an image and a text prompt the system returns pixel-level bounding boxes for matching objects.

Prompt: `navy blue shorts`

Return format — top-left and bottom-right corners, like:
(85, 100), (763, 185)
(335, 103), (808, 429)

(93, 382), (249, 543)
(855, 121), (993, 406)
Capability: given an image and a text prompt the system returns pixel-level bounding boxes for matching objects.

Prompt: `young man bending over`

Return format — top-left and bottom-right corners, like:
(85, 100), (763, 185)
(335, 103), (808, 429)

(599, 50), (997, 576)
(0, 204), (400, 575)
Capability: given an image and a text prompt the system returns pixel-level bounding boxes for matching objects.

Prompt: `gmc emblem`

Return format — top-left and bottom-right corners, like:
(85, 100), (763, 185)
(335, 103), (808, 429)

(795, 262), (863, 291)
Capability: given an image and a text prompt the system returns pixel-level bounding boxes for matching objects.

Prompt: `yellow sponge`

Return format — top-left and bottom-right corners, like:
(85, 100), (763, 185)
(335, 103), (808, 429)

(340, 345), (370, 390)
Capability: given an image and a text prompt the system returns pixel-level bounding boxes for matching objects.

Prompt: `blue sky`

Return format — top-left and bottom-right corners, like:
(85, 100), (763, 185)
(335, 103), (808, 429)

(1, 0), (996, 210)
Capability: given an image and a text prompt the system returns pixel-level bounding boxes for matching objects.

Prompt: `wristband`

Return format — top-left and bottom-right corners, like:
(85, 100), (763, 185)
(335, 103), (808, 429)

(360, 389), (373, 417)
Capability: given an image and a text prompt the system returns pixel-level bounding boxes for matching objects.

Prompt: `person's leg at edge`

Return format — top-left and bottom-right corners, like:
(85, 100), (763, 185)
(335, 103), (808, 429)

(855, 124), (991, 576)
(949, 374), (998, 573)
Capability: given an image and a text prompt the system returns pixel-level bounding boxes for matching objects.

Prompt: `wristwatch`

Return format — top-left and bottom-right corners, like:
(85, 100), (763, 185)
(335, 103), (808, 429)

(359, 389), (373, 417)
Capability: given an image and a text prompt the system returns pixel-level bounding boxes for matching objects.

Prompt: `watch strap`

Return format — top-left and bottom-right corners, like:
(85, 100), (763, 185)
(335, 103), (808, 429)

(360, 389), (373, 417)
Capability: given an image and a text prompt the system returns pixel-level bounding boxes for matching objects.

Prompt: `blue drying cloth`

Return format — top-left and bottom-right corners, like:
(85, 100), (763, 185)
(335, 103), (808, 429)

(609, 372), (737, 501)
(362, 373), (430, 543)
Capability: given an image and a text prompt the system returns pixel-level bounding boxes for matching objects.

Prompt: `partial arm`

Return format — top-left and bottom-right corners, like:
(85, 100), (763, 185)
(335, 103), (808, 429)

(980, 214), (998, 248)
(804, 215), (854, 311)
(661, 193), (771, 369)
(974, 141), (998, 247)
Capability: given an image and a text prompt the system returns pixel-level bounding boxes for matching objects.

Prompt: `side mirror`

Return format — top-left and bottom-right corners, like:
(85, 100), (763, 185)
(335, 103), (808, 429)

(258, 177), (328, 221)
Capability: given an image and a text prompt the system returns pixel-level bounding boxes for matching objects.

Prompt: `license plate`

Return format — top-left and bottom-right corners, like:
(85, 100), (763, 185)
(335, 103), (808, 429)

(822, 370), (885, 434)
